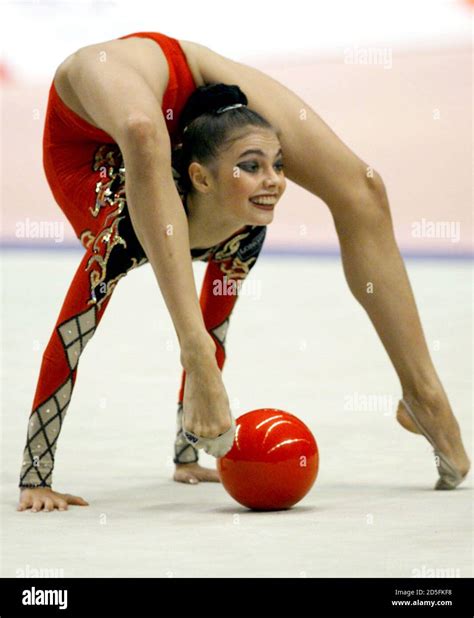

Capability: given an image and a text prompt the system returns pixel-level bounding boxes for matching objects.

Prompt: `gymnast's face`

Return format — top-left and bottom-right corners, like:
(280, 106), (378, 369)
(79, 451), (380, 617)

(216, 128), (286, 225)
(189, 128), (286, 226)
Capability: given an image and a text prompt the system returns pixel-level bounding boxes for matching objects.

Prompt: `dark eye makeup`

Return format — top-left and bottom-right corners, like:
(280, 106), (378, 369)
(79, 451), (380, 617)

(238, 160), (284, 172)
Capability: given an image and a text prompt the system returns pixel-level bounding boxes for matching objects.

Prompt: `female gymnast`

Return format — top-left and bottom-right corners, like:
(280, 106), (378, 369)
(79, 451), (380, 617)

(17, 31), (469, 512)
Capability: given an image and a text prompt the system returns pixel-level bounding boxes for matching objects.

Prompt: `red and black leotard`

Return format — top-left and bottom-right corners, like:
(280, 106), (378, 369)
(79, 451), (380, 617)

(19, 31), (267, 488)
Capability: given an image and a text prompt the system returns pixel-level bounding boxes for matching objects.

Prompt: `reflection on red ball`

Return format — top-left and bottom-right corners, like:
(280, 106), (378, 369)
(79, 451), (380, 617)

(217, 408), (319, 511)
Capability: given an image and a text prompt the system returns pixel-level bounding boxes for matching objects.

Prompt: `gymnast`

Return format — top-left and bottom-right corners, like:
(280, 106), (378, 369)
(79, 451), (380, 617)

(17, 31), (469, 512)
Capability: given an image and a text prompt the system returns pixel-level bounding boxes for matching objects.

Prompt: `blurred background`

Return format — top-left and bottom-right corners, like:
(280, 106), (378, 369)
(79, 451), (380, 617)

(1, 0), (472, 256)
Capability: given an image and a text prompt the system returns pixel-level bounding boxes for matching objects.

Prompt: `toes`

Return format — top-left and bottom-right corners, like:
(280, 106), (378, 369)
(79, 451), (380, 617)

(182, 472), (199, 484)
(174, 471), (199, 484)
(202, 471), (220, 483)
(173, 465), (221, 483)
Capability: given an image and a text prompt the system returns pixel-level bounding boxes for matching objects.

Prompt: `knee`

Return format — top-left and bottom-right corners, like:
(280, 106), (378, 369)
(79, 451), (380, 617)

(354, 167), (389, 210)
(367, 168), (388, 205)
(335, 166), (390, 230)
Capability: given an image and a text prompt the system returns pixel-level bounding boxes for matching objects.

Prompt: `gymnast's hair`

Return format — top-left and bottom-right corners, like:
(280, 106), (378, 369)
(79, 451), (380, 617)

(172, 83), (278, 193)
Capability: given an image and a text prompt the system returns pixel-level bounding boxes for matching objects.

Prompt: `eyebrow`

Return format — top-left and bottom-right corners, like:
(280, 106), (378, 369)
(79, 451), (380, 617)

(237, 148), (283, 159)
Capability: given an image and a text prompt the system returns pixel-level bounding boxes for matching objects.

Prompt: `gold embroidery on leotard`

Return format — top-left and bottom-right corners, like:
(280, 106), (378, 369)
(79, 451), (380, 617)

(86, 214), (128, 308)
(80, 230), (95, 249)
(218, 255), (257, 279)
(90, 145), (127, 218)
(213, 232), (250, 262)
(89, 255), (148, 308)
(85, 145), (129, 308)
(209, 230), (261, 279)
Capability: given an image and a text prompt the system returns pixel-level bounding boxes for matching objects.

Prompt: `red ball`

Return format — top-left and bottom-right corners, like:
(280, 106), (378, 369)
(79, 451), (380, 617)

(217, 408), (319, 511)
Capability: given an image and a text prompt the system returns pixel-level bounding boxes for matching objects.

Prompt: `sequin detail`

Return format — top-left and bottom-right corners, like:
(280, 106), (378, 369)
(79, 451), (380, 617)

(90, 145), (127, 218)
(85, 145), (147, 309)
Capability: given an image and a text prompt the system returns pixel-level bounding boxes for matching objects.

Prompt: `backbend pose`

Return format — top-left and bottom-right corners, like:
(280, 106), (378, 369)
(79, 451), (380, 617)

(18, 31), (469, 512)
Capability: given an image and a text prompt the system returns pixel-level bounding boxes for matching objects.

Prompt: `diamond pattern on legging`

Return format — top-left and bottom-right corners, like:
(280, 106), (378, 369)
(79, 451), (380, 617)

(20, 306), (97, 487)
(58, 306), (96, 371)
(211, 318), (229, 348)
(19, 376), (73, 487)
(173, 402), (198, 464)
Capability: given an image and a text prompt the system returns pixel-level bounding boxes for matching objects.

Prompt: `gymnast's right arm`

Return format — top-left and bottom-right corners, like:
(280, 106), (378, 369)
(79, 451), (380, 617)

(68, 49), (232, 428)
(65, 48), (217, 357)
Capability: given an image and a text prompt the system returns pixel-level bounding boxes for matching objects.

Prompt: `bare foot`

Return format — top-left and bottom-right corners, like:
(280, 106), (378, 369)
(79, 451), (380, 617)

(396, 394), (470, 489)
(173, 463), (221, 484)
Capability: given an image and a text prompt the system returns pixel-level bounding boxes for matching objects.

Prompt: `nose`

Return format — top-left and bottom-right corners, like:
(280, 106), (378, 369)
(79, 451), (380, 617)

(263, 166), (282, 190)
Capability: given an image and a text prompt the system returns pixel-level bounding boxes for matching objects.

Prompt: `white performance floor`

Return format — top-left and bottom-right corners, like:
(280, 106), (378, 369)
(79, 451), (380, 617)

(1, 251), (472, 578)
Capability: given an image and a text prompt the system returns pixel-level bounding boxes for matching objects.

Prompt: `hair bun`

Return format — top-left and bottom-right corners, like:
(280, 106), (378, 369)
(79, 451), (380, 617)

(178, 83), (248, 134)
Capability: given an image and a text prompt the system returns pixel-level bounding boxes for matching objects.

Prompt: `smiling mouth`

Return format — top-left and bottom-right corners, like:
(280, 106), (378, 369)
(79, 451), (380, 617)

(249, 196), (277, 210)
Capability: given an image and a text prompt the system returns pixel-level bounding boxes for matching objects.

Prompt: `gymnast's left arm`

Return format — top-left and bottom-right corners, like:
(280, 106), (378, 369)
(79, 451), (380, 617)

(173, 225), (268, 464)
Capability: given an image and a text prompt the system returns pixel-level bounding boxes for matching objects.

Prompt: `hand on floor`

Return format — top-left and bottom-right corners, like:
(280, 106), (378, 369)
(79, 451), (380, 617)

(17, 487), (89, 512)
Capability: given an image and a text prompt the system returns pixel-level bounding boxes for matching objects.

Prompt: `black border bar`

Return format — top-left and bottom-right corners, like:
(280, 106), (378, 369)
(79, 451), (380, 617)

(0, 577), (472, 617)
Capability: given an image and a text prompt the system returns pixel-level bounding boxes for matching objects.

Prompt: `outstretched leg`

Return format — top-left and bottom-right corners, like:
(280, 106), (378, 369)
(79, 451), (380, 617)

(196, 47), (470, 487)
(19, 145), (148, 488)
